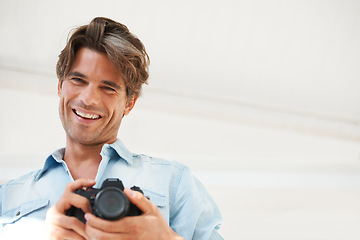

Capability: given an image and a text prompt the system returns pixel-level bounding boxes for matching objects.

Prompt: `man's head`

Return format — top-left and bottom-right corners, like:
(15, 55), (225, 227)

(56, 17), (149, 146)
(57, 17), (149, 99)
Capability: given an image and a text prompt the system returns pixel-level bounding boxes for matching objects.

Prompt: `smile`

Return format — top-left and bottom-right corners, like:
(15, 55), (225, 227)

(73, 109), (101, 120)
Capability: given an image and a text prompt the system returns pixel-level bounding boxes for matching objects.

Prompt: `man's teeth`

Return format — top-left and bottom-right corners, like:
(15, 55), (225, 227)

(75, 110), (100, 119)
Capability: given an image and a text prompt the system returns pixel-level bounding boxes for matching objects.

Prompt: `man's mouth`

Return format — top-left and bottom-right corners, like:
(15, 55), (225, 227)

(73, 109), (101, 120)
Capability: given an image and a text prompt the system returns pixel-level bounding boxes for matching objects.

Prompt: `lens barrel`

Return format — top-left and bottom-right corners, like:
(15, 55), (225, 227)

(94, 187), (129, 220)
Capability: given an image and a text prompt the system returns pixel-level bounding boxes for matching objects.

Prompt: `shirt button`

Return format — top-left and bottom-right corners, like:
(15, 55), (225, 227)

(16, 211), (21, 216)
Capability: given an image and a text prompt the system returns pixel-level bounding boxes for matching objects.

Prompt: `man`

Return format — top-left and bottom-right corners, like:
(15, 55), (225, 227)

(0, 17), (223, 239)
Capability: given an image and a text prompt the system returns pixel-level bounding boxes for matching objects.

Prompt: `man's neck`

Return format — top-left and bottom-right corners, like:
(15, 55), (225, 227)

(63, 139), (105, 180)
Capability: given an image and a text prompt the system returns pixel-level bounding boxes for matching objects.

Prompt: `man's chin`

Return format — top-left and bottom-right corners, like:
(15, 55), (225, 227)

(66, 133), (104, 146)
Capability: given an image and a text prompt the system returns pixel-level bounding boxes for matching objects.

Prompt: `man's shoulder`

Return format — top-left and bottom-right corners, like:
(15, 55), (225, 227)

(1, 169), (41, 190)
(134, 153), (188, 171)
(111, 140), (188, 172)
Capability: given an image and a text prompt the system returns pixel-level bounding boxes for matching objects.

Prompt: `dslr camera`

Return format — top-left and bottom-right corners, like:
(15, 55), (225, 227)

(66, 178), (144, 223)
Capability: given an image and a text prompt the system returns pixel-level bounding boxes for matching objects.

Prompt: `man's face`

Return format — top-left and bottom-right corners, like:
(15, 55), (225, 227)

(58, 47), (136, 146)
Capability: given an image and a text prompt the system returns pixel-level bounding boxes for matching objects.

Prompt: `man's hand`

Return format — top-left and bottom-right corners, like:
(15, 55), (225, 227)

(45, 178), (96, 240)
(84, 188), (184, 240)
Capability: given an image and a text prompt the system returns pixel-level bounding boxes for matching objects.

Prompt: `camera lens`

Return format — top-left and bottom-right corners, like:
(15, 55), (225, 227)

(94, 187), (129, 220)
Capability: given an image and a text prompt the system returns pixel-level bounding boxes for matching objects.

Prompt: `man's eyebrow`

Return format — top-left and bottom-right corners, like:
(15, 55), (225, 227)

(68, 72), (122, 90)
(101, 80), (122, 90)
(68, 71), (87, 78)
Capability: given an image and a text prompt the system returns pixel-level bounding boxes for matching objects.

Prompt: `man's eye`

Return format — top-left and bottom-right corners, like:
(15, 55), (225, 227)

(71, 78), (85, 84)
(103, 86), (116, 93)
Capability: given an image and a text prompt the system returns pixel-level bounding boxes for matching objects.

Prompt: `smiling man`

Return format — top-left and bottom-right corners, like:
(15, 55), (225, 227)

(0, 17), (223, 240)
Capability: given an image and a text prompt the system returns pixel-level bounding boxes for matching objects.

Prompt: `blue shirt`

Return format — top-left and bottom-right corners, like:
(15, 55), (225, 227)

(0, 139), (223, 239)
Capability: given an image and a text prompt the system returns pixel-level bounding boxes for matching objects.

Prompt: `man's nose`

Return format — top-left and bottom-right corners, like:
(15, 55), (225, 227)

(79, 85), (100, 106)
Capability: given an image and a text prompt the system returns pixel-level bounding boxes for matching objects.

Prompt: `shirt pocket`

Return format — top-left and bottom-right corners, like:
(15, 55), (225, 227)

(143, 190), (167, 208)
(143, 190), (169, 221)
(0, 199), (49, 225)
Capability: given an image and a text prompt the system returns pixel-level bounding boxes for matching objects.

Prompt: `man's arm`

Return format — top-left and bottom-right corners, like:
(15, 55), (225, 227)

(169, 166), (223, 240)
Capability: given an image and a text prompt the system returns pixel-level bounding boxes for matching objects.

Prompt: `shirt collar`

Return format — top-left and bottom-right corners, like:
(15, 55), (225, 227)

(34, 149), (64, 181)
(101, 139), (134, 165)
(35, 139), (134, 181)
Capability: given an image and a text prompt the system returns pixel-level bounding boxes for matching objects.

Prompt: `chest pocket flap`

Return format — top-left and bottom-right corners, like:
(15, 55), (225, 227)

(143, 190), (167, 208)
(1, 199), (49, 225)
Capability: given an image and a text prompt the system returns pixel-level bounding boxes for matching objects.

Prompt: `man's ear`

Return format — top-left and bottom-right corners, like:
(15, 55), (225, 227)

(57, 80), (62, 97)
(124, 96), (138, 116)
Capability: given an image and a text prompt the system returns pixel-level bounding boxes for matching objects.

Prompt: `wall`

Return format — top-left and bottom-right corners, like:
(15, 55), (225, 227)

(1, 1), (360, 239)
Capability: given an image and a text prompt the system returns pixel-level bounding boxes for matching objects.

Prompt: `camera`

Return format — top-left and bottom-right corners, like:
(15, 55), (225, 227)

(66, 178), (143, 223)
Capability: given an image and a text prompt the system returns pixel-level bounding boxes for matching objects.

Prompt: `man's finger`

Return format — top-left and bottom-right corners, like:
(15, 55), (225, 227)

(56, 178), (96, 213)
(48, 226), (87, 240)
(65, 178), (96, 193)
(85, 213), (132, 234)
(85, 217), (126, 239)
(123, 188), (155, 214)
(46, 206), (89, 239)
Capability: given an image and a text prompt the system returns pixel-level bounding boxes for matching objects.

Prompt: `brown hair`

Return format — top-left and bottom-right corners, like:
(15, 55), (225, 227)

(56, 17), (150, 98)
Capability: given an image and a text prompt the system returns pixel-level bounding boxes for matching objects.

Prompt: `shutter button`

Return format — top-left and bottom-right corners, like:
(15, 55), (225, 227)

(16, 211), (21, 216)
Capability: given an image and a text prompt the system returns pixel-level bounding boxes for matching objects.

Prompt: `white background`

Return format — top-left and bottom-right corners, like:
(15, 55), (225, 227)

(0, 1), (360, 239)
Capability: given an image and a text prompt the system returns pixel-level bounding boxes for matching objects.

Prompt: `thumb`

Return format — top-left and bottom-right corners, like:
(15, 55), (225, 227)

(124, 188), (152, 214)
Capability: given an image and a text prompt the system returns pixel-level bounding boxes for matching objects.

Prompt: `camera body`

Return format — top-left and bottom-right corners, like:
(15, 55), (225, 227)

(66, 178), (143, 223)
